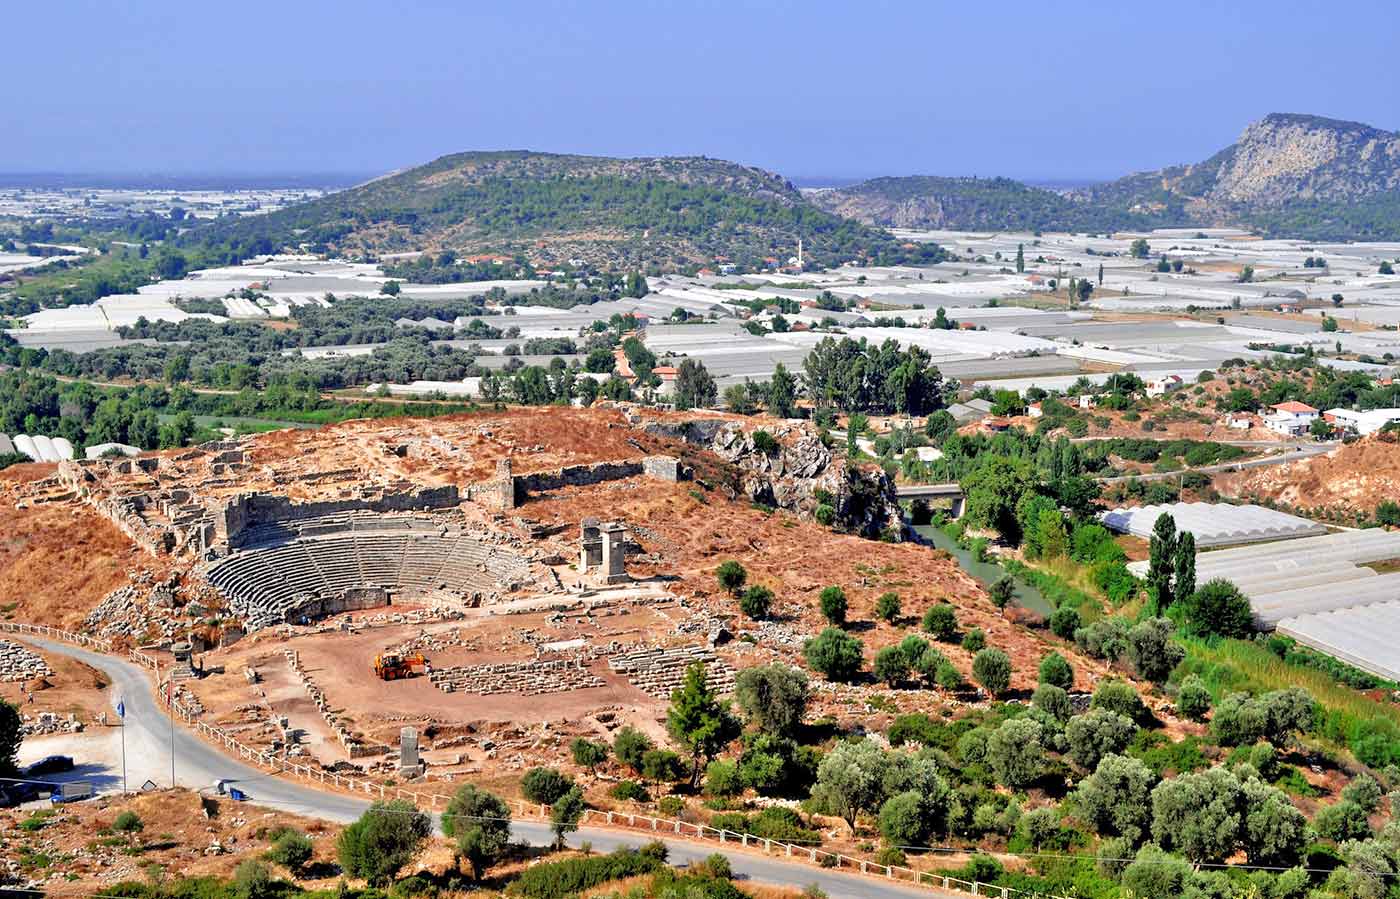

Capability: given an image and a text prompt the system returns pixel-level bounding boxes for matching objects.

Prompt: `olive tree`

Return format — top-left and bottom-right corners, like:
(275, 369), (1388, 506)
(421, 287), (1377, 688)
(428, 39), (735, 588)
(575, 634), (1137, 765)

(813, 739), (888, 834)
(442, 786), (511, 881)
(1065, 709), (1137, 771)
(986, 718), (1044, 788)
(338, 799), (433, 886)
(734, 664), (809, 733)
(972, 648), (1012, 697)
(1075, 754), (1157, 844)
(1150, 766), (1243, 864)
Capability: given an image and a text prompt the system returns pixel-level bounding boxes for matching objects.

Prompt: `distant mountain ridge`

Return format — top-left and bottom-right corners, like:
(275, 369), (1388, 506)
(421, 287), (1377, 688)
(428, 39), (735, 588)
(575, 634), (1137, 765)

(811, 113), (1400, 240)
(187, 150), (942, 269)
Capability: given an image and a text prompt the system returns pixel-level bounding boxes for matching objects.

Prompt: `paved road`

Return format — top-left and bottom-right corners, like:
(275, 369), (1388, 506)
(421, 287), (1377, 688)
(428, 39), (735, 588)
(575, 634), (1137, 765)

(23, 637), (945, 899)
(1097, 442), (1333, 484)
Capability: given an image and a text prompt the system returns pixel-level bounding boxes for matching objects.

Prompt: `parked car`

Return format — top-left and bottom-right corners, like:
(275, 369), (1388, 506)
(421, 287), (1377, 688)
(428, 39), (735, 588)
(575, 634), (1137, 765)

(24, 755), (75, 777)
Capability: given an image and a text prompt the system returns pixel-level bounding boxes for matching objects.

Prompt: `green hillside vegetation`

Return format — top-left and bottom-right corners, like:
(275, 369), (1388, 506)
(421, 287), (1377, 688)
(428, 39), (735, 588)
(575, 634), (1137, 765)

(183, 150), (946, 271)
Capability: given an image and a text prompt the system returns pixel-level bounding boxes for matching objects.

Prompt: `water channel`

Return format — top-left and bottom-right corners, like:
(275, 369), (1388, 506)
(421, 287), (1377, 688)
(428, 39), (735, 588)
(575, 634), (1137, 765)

(909, 523), (1054, 617)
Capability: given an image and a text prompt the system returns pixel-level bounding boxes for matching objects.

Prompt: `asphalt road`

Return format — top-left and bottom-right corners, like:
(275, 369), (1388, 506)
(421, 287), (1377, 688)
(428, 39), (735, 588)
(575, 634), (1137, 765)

(1096, 442), (1333, 484)
(23, 637), (948, 899)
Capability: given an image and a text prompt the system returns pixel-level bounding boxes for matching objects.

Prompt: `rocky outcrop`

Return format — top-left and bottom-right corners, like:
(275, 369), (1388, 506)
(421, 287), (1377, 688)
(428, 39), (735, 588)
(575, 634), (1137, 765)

(644, 417), (903, 540)
(1208, 113), (1400, 206)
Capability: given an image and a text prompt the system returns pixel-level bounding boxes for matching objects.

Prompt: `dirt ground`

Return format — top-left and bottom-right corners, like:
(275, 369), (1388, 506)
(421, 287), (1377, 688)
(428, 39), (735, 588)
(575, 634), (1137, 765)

(0, 646), (111, 720)
(1, 789), (344, 887)
(247, 404), (677, 486)
(523, 478), (1116, 696)
(0, 495), (163, 630)
(1218, 431), (1400, 515)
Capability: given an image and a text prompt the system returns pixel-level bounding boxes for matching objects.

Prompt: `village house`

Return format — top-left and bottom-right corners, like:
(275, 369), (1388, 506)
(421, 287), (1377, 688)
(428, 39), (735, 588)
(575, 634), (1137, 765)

(1264, 401), (1320, 436)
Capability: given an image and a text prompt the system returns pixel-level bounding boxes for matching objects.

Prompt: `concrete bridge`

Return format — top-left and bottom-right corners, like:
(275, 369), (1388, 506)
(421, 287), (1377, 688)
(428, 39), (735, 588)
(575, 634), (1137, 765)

(894, 482), (965, 518)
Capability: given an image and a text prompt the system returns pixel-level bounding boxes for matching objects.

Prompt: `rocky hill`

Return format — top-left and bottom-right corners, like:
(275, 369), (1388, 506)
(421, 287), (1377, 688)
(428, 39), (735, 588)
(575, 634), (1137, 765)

(807, 175), (1164, 233)
(186, 150), (942, 270)
(814, 114), (1400, 241)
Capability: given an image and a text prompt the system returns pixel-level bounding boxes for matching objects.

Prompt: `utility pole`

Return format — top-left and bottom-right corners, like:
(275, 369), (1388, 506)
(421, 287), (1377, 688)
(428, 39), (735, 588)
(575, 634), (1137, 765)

(168, 676), (176, 789)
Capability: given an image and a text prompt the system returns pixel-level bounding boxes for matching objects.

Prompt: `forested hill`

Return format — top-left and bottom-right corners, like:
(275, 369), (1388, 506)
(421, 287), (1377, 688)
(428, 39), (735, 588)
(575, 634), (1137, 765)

(811, 114), (1400, 241)
(807, 175), (1171, 233)
(181, 150), (944, 271)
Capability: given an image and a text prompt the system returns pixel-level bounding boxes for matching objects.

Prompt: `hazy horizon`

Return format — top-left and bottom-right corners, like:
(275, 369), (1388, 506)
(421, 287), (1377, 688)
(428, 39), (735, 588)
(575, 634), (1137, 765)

(5, 1), (1396, 181)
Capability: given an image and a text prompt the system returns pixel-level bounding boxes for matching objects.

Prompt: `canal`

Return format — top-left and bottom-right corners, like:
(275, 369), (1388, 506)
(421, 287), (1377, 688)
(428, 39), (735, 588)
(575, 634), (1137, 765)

(910, 523), (1054, 617)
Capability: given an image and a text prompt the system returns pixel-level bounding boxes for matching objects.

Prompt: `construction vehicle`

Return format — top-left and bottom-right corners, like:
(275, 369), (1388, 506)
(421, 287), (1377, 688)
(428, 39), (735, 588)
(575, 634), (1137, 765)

(372, 652), (426, 681)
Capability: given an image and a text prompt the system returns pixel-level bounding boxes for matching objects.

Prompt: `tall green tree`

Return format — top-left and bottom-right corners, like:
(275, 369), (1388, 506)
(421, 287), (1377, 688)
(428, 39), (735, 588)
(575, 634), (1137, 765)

(1146, 512), (1178, 613)
(673, 359), (717, 410)
(766, 363), (797, 418)
(1173, 530), (1196, 604)
(337, 799), (432, 886)
(550, 786), (586, 849)
(442, 785), (511, 880)
(666, 663), (741, 789)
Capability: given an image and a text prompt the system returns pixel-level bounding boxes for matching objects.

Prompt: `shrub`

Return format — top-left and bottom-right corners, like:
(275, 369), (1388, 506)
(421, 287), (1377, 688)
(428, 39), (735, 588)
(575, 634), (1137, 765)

(697, 853), (733, 879)
(1065, 709), (1137, 771)
(1315, 800), (1371, 842)
(609, 780), (651, 803)
(739, 585), (774, 619)
(614, 726), (654, 772)
(508, 847), (663, 899)
(819, 586), (848, 625)
(337, 799), (432, 887)
(1049, 605), (1081, 640)
(803, 627), (864, 682)
(936, 660), (964, 691)
(1342, 773), (1383, 812)
(113, 811), (144, 833)
(922, 603), (958, 640)
(1175, 675), (1212, 721)
(658, 795), (685, 817)
(1031, 684), (1071, 722)
(705, 760), (743, 797)
(640, 749), (687, 784)
(1181, 578), (1255, 639)
(264, 830), (313, 872)
(1092, 678), (1147, 724)
(571, 737), (609, 772)
(1038, 652), (1074, 690)
(875, 592), (901, 623)
(233, 861), (274, 899)
(521, 767), (574, 805)
(961, 628), (987, 653)
(734, 664), (809, 733)
(987, 718), (1044, 787)
(814, 503), (835, 525)
(715, 561), (748, 594)
(873, 645), (911, 686)
(972, 648), (1012, 697)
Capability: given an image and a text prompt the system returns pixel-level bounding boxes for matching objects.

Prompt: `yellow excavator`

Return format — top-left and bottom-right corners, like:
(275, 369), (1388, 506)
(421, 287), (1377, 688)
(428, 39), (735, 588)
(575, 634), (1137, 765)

(372, 651), (426, 681)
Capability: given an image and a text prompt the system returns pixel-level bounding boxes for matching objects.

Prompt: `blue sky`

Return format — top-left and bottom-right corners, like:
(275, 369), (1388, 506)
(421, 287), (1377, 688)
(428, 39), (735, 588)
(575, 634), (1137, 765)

(6, 0), (1395, 181)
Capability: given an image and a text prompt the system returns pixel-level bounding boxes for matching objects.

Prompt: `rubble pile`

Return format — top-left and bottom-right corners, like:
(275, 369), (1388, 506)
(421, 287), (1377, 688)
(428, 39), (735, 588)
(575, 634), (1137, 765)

(0, 639), (52, 682)
(429, 657), (605, 696)
(19, 711), (83, 737)
(607, 644), (736, 698)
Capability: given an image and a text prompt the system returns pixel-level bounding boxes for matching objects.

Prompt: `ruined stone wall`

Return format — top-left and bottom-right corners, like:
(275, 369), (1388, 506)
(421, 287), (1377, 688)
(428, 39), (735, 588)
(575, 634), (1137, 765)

(218, 486), (461, 547)
(515, 459), (645, 494)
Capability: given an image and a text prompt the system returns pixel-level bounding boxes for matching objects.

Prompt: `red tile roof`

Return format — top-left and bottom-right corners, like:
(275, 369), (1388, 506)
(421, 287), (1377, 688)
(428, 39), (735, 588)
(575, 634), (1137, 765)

(1272, 401), (1318, 413)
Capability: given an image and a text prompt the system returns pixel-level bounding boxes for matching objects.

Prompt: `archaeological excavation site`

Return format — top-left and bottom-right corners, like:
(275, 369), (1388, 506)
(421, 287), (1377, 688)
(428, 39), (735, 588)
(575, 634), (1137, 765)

(0, 403), (1088, 796)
